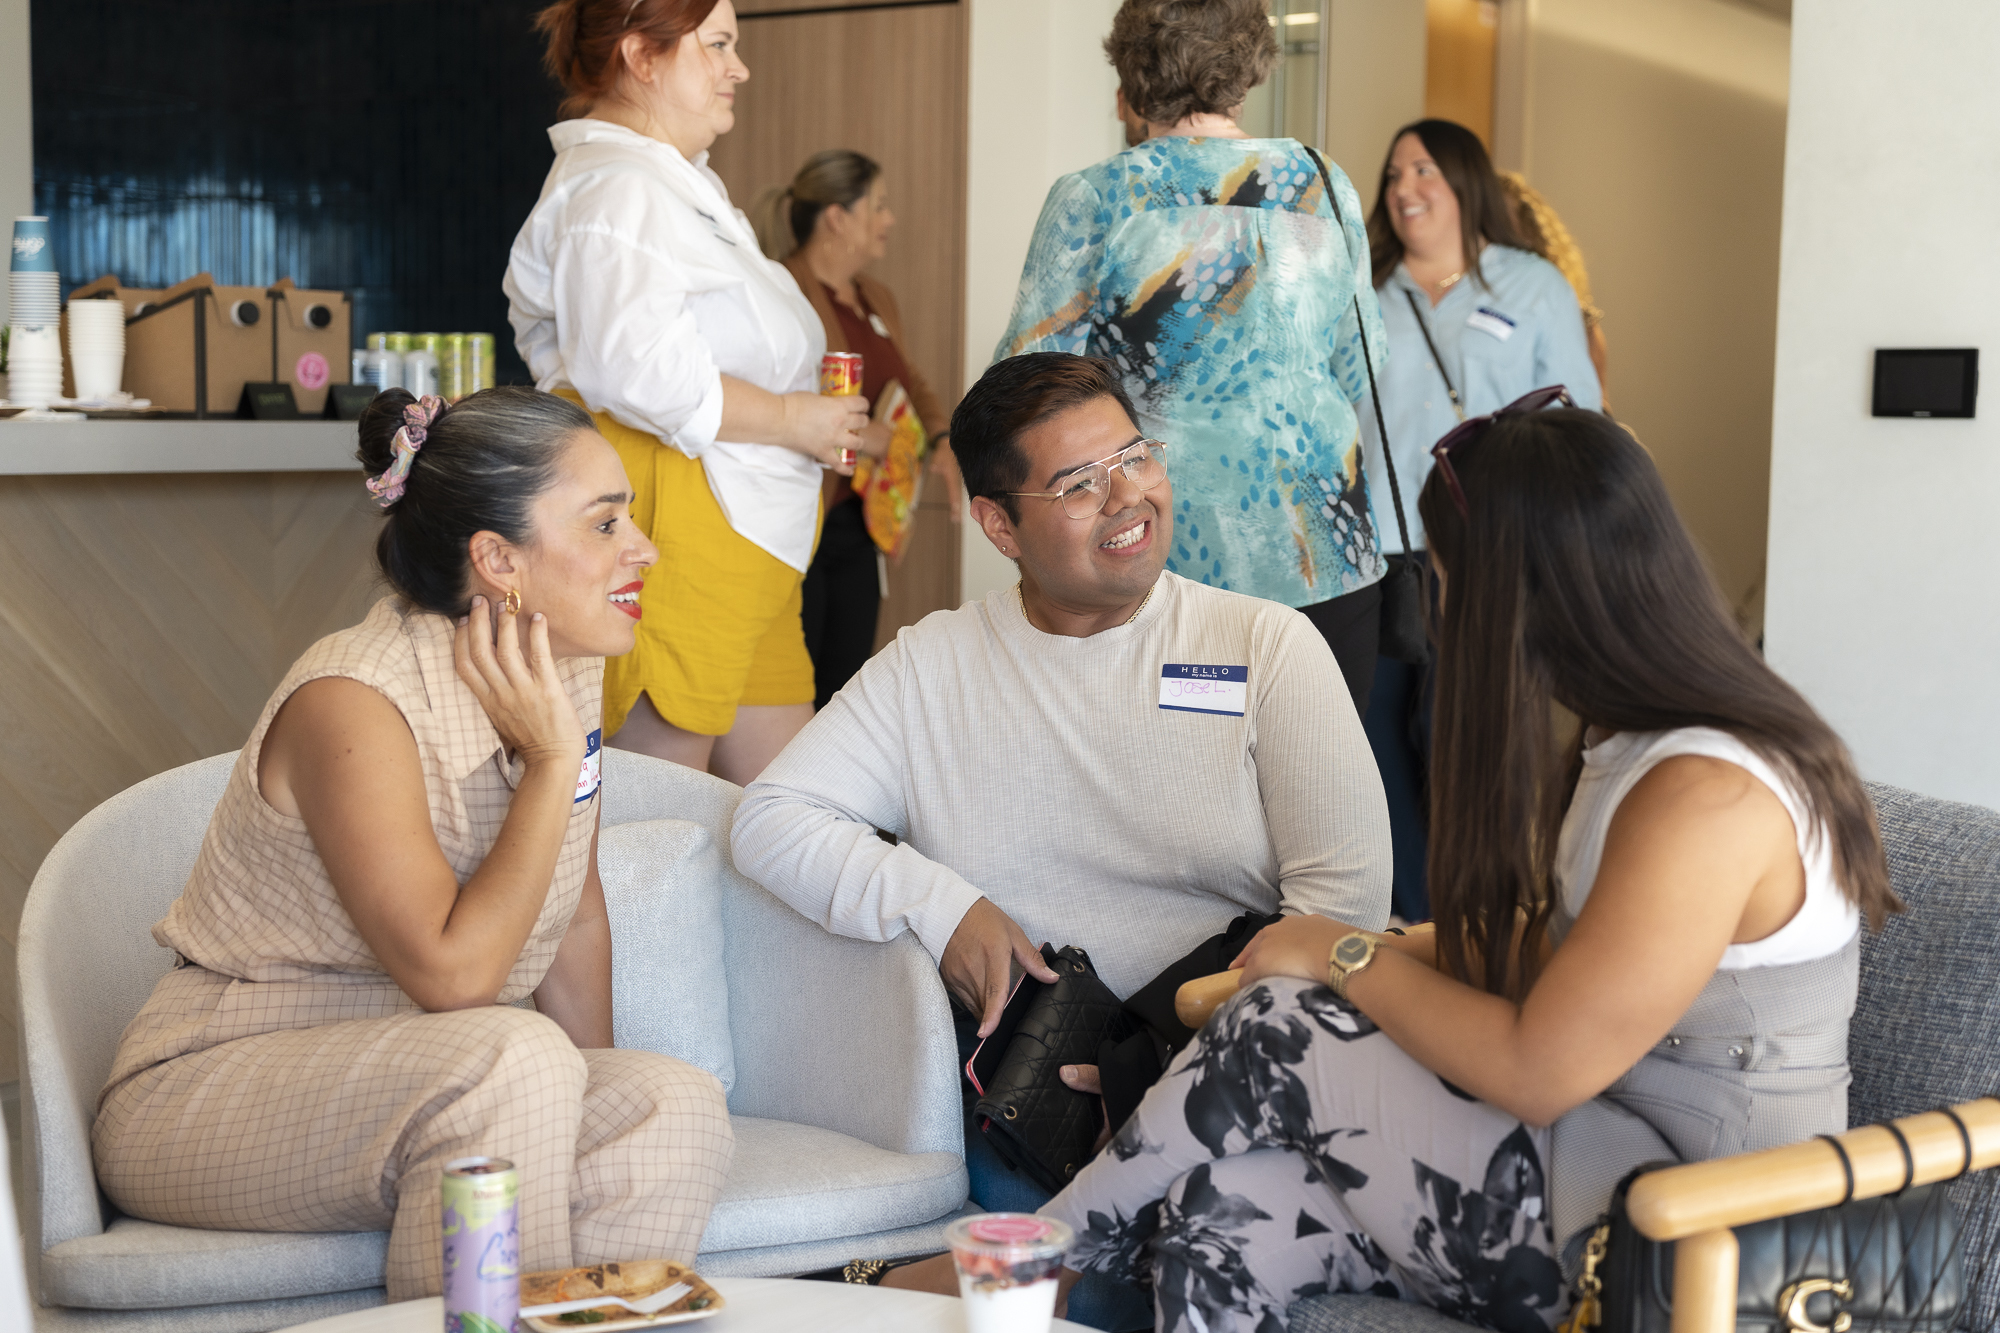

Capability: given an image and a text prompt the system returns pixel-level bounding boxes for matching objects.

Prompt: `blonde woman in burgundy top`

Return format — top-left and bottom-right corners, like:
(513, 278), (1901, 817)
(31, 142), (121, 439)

(94, 389), (732, 1300)
(754, 149), (959, 706)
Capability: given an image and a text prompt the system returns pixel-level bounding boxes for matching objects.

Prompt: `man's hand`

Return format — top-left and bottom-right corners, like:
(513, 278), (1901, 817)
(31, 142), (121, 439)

(941, 897), (1058, 1036)
(1060, 1064), (1113, 1153)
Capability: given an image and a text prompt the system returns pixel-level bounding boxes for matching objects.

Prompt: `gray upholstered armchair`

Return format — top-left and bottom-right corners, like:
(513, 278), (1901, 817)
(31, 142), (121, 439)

(18, 748), (968, 1331)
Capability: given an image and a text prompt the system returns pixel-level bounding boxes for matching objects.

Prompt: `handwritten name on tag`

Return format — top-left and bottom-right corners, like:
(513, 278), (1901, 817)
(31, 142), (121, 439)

(1467, 306), (1517, 341)
(1159, 663), (1249, 716)
(575, 728), (602, 804)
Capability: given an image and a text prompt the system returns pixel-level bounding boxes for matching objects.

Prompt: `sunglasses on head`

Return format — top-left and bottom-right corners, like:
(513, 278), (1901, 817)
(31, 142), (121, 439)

(1430, 385), (1576, 517)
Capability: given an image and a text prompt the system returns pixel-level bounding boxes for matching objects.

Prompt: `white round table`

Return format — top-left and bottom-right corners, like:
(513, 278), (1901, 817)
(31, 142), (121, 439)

(274, 1278), (1096, 1332)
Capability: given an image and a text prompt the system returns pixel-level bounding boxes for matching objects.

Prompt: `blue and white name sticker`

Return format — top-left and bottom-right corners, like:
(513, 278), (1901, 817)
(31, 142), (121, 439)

(1467, 306), (1517, 341)
(575, 728), (602, 803)
(1159, 664), (1249, 716)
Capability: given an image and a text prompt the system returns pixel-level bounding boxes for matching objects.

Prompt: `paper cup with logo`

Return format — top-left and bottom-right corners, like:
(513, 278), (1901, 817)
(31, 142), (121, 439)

(10, 217), (59, 330)
(946, 1213), (1073, 1333)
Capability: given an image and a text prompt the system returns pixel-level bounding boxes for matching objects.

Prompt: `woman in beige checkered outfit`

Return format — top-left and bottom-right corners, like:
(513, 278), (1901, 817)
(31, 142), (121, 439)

(94, 388), (734, 1300)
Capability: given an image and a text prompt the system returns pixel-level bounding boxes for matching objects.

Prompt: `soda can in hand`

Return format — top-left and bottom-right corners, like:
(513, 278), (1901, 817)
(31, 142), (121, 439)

(819, 352), (863, 398)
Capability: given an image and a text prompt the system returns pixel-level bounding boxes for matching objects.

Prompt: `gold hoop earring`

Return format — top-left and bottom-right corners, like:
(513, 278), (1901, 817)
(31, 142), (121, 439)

(502, 589), (522, 616)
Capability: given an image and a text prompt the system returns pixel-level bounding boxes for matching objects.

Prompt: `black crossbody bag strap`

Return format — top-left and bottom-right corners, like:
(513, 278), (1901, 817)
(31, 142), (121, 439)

(1402, 289), (1466, 423)
(1303, 146), (1418, 570)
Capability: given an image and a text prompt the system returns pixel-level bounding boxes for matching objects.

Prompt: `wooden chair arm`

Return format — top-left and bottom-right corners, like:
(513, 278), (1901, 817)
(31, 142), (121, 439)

(1175, 968), (1244, 1029)
(1627, 1096), (2000, 1241)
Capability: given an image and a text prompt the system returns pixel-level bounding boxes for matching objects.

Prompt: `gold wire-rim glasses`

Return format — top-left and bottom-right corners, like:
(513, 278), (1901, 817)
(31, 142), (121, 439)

(1006, 438), (1169, 519)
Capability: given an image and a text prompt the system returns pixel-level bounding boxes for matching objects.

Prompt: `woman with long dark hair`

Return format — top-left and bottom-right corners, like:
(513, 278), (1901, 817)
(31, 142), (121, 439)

(1034, 399), (1894, 1333)
(1359, 117), (1604, 921)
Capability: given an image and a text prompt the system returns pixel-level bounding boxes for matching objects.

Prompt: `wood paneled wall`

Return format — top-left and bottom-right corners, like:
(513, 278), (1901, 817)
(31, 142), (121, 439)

(710, 0), (970, 638)
(0, 475), (382, 1081)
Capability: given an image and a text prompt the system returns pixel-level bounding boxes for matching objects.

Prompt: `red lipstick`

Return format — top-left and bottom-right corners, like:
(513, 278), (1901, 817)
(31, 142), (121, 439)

(611, 581), (644, 621)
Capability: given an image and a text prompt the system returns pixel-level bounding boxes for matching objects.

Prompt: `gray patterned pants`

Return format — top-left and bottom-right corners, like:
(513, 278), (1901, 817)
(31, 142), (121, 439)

(1040, 977), (1566, 1333)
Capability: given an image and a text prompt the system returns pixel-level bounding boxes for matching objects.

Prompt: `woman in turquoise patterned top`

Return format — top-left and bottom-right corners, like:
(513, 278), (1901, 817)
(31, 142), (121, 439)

(996, 0), (1389, 710)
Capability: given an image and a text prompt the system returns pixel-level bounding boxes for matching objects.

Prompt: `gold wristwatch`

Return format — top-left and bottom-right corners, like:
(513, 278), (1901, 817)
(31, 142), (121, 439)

(1327, 931), (1381, 1001)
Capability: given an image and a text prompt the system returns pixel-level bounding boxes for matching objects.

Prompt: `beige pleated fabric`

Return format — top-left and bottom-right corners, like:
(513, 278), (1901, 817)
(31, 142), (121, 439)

(94, 598), (732, 1299)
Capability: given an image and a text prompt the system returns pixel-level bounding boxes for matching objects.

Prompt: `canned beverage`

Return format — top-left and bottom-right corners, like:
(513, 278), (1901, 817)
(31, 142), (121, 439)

(439, 333), (471, 401)
(365, 332), (388, 351)
(384, 332), (414, 354)
(819, 351), (863, 398)
(361, 348), (403, 392)
(410, 332), (442, 358)
(351, 348), (370, 386)
(442, 1157), (519, 1333)
(404, 349), (440, 398)
(469, 333), (496, 394)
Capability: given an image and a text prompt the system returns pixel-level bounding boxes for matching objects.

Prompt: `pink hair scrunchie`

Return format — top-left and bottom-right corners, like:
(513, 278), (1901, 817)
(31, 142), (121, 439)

(365, 395), (447, 507)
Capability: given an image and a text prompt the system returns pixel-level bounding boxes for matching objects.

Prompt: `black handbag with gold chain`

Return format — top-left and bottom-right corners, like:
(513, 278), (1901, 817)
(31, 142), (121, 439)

(1564, 1149), (1966, 1333)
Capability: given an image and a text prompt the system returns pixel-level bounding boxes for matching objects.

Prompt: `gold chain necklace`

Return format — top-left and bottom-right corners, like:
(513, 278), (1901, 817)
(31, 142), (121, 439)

(1018, 580), (1156, 628)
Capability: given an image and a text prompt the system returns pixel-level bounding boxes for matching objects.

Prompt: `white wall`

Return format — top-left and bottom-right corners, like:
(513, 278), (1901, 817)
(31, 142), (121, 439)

(959, 0), (1126, 604)
(1498, 0), (1790, 633)
(1322, 0), (1426, 193)
(1765, 0), (2000, 809)
(1, 0), (33, 329)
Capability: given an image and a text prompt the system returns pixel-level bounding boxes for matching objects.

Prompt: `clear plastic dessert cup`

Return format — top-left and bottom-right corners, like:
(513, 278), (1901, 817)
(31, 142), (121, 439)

(945, 1213), (1074, 1333)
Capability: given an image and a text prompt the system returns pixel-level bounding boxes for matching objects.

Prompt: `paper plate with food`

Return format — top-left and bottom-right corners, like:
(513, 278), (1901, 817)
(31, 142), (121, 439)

(518, 1259), (724, 1330)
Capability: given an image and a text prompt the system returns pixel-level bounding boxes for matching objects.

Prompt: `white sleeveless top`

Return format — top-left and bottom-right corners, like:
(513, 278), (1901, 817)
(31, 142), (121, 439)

(1553, 727), (1858, 969)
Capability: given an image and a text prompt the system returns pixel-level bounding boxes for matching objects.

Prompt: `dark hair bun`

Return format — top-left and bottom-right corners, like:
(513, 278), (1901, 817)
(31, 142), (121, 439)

(352, 386), (595, 615)
(356, 387), (419, 480)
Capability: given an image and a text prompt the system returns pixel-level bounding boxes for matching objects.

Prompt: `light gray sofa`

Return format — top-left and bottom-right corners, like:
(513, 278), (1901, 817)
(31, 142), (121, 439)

(1289, 782), (2000, 1333)
(19, 748), (968, 1331)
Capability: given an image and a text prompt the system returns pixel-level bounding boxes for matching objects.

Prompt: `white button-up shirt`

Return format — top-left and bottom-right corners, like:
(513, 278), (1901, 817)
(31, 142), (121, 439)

(505, 119), (826, 572)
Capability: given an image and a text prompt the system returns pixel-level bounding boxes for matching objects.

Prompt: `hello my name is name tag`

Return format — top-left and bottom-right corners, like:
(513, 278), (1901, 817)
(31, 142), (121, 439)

(1467, 306), (1517, 341)
(1159, 663), (1249, 716)
(575, 728), (602, 804)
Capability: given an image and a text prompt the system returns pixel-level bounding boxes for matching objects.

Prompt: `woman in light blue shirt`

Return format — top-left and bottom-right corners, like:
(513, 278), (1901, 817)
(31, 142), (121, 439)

(1359, 119), (1601, 920)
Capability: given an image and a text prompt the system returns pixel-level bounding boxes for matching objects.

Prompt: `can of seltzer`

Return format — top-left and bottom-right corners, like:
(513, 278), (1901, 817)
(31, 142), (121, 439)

(365, 332), (389, 352)
(819, 352), (864, 468)
(410, 331), (443, 360)
(441, 1156), (520, 1333)
(384, 331), (414, 354)
(439, 333), (471, 401)
(469, 333), (496, 394)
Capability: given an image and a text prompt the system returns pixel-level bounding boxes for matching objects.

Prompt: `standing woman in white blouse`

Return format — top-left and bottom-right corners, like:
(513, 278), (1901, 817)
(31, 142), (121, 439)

(507, 0), (871, 784)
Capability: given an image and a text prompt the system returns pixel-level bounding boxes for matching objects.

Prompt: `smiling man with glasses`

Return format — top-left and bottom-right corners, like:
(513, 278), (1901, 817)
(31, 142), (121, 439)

(731, 353), (1390, 1323)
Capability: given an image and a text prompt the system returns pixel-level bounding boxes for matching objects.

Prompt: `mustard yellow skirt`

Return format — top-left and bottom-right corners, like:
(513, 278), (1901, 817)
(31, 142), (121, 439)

(571, 398), (818, 738)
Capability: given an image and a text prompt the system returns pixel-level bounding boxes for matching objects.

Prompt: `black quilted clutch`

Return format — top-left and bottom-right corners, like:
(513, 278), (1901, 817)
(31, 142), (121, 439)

(1587, 1166), (1964, 1333)
(972, 944), (1137, 1195)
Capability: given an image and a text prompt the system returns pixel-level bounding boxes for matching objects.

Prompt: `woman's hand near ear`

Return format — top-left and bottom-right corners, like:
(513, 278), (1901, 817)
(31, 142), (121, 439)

(454, 595), (584, 768)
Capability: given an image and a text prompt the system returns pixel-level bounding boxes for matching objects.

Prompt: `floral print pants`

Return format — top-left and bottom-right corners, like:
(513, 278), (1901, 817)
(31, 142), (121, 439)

(1041, 977), (1566, 1333)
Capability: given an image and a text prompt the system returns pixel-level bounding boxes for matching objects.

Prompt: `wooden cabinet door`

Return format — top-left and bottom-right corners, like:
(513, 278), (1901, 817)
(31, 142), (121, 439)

(709, 0), (968, 649)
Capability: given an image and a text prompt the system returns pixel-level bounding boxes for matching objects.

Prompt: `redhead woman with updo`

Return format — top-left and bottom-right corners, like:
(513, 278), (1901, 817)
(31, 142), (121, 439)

(506, 0), (868, 784)
(93, 388), (733, 1298)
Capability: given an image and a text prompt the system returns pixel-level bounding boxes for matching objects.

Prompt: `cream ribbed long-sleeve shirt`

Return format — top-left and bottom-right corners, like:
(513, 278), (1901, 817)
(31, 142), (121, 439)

(731, 572), (1391, 999)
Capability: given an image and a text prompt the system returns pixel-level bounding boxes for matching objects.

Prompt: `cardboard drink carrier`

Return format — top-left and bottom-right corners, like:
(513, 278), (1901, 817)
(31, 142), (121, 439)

(268, 278), (352, 415)
(65, 273), (351, 417)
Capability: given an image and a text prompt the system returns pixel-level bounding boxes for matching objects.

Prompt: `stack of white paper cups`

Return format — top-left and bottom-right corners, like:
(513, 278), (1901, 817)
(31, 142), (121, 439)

(9, 216), (63, 409)
(66, 298), (126, 401)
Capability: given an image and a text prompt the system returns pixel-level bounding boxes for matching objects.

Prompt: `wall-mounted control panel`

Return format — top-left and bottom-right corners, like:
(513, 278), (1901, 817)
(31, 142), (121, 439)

(1872, 348), (1978, 418)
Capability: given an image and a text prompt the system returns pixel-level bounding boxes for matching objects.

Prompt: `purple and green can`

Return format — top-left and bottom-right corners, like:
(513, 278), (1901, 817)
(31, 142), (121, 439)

(441, 1156), (520, 1333)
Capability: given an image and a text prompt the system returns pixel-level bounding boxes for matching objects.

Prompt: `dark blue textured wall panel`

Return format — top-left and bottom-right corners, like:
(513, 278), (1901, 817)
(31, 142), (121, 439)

(31, 0), (564, 383)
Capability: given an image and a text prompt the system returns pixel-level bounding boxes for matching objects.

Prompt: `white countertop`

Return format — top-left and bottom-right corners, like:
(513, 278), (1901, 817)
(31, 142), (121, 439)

(0, 419), (359, 475)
